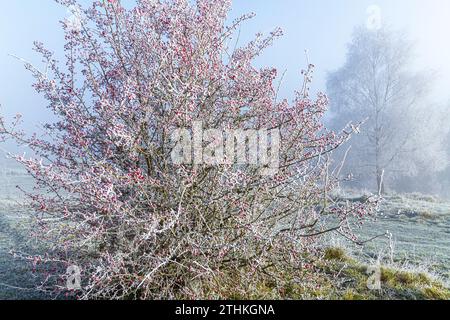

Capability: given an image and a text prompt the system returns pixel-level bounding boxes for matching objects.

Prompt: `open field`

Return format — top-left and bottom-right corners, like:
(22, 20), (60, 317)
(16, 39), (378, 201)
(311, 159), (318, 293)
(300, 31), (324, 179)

(330, 190), (450, 286)
(0, 161), (48, 299)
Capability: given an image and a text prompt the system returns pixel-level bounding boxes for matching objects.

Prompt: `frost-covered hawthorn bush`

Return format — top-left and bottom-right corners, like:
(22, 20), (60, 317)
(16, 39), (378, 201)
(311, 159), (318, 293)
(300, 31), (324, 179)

(0, 0), (374, 299)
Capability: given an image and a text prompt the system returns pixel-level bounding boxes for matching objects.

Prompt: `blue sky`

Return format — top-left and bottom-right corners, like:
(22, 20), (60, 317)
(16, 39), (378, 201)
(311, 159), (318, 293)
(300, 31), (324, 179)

(1, 0), (450, 131)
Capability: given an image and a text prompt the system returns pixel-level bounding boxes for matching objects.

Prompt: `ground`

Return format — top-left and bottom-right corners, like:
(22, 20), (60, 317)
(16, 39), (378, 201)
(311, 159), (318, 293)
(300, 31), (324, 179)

(0, 163), (449, 299)
(333, 190), (450, 282)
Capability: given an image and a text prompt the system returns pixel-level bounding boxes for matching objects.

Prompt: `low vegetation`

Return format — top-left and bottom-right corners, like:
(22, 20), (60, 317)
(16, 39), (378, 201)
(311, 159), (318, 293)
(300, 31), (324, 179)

(196, 247), (450, 300)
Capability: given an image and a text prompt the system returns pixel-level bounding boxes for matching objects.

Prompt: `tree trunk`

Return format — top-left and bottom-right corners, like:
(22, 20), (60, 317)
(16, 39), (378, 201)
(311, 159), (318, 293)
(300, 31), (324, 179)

(376, 169), (385, 195)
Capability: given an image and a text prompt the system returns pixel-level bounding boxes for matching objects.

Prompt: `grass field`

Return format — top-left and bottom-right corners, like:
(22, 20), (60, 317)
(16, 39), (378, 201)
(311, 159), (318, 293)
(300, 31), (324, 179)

(329, 190), (450, 286)
(0, 162), (48, 299)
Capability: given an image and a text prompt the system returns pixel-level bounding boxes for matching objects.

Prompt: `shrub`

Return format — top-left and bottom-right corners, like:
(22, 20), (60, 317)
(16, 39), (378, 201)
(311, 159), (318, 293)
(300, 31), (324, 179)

(0, 0), (374, 299)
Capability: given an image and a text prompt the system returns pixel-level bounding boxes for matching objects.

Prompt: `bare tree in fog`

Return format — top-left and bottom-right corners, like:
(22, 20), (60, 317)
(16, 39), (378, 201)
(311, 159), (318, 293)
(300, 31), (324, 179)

(327, 27), (448, 194)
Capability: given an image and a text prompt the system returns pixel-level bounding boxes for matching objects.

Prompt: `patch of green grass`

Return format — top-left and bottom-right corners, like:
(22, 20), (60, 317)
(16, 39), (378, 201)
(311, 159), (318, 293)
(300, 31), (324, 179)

(324, 247), (347, 261)
(421, 286), (450, 300)
(379, 267), (434, 289)
(342, 289), (367, 300)
(315, 248), (450, 300)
